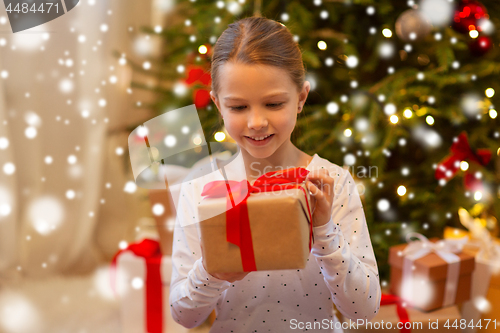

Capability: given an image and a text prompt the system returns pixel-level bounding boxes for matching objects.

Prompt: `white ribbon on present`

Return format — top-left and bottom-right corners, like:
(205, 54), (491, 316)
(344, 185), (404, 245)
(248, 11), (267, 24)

(458, 207), (500, 270)
(477, 243), (500, 274)
(401, 232), (469, 307)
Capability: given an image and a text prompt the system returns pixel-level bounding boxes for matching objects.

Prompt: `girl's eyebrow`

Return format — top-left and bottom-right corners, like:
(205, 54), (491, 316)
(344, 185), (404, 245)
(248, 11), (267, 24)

(223, 92), (289, 101)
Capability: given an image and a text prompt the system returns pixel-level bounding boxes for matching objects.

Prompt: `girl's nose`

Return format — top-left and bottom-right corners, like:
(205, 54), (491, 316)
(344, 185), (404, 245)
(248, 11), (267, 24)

(247, 109), (268, 130)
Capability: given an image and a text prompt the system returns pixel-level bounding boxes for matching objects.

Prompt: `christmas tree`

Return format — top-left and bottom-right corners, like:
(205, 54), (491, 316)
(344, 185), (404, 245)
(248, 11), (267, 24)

(121, 0), (500, 281)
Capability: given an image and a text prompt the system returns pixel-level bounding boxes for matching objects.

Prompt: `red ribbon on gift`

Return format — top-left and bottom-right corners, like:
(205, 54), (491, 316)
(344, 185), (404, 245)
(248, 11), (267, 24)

(381, 293), (411, 333)
(200, 167), (315, 272)
(434, 131), (491, 190)
(110, 239), (164, 333)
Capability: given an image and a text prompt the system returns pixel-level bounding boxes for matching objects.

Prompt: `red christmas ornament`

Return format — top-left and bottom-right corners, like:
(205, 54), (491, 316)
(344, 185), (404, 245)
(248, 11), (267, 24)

(464, 173), (485, 192)
(194, 89), (211, 108)
(185, 66), (211, 86)
(452, 0), (488, 34)
(435, 131), (491, 191)
(469, 35), (492, 56)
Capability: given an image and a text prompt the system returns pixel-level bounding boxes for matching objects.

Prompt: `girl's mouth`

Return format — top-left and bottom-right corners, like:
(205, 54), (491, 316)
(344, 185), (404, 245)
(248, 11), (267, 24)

(245, 134), (275, 146)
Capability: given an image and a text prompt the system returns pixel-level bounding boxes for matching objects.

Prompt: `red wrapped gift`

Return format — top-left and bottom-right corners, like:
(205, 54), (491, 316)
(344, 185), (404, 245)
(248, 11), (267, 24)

(110, 239), (165, 333)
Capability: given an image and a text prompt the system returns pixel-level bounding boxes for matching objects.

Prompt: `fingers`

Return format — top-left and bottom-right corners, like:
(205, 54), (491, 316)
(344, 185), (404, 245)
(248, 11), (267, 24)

(234, 272), (250, 281)
(306, 169), (333, 186)
(305, 180), (324, 199)
(214, 271), (249, 283)
(305, 169), (334, 201)
(306, 184), (317, 210)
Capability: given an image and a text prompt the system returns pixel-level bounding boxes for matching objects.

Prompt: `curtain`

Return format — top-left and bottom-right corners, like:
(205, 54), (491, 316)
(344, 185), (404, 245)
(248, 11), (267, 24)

(0, 0), (166, 279)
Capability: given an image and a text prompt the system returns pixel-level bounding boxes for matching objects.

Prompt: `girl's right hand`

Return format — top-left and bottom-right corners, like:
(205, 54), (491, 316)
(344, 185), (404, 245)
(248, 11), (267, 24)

(208, 271), (250, 283)
(201, 244), (250, 283)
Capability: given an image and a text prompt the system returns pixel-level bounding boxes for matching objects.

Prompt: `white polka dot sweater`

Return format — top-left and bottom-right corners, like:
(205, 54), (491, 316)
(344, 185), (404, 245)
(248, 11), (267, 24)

(169, 153), (382, 332)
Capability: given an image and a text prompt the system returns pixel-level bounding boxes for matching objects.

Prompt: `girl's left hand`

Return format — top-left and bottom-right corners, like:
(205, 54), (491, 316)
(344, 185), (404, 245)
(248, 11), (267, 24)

(305, 169), (335, 227)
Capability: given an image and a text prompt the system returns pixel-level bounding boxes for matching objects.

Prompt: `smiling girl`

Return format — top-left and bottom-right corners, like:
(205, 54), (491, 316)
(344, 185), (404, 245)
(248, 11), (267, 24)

(169, 16), (381, 332)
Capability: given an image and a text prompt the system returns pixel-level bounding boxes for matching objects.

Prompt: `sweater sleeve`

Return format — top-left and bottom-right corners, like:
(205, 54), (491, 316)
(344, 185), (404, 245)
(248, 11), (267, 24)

(169, 182), (232, 329)
(310, 167), (382, 321)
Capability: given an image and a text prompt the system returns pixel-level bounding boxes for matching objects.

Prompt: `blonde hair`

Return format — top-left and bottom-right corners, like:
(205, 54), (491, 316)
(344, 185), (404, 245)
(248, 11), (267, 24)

(210, 16), (306, 98)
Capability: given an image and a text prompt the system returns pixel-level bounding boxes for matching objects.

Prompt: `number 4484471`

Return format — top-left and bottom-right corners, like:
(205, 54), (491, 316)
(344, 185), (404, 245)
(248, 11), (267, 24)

(6, 3), (60, 14)
(445, 319), (497, 330)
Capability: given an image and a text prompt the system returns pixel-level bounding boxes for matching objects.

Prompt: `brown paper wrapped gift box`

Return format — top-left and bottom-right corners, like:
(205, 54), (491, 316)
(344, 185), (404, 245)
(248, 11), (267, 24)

(198, 183), (312, 274)
(388, 238), (475, 312)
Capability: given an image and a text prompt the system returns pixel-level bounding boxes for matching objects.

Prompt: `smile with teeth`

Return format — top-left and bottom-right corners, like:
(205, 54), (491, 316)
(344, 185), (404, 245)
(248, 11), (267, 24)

(247, 134), (273, 141)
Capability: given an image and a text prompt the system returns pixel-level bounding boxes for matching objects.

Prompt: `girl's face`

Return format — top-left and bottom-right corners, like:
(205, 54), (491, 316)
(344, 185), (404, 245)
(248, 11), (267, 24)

(210, 62), (310, 160)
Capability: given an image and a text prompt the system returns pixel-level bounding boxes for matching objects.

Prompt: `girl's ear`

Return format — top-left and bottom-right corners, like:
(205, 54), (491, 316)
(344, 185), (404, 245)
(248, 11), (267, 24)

(210, 91), (220, 109)
(210, 91), (223, 119)
(298, 81), (311, 110)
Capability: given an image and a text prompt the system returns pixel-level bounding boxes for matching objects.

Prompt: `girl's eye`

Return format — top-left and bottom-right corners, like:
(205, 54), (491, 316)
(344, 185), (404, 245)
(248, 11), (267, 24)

(229, 103), (284, 111)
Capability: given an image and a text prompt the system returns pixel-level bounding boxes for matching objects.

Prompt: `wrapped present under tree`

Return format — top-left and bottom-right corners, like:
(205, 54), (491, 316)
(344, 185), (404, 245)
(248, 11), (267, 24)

(389, 233), (475, 312)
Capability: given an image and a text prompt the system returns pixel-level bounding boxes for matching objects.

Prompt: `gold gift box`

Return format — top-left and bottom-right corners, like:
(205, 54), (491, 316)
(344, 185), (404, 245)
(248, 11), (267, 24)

(483, 272), (500, 332)
(444, 226), (500, 330)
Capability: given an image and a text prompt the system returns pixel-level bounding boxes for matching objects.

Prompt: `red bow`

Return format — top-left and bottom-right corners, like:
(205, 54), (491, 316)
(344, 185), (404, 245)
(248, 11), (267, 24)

(200, 167), (314, 272)
(194, 89), (211, 108)
(110, 239), (164, 333)
(184, 66), (211, 86)
(381, 293), (411, 333)
(435, 131), (491, 190)
(184, 66), (212, 108)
